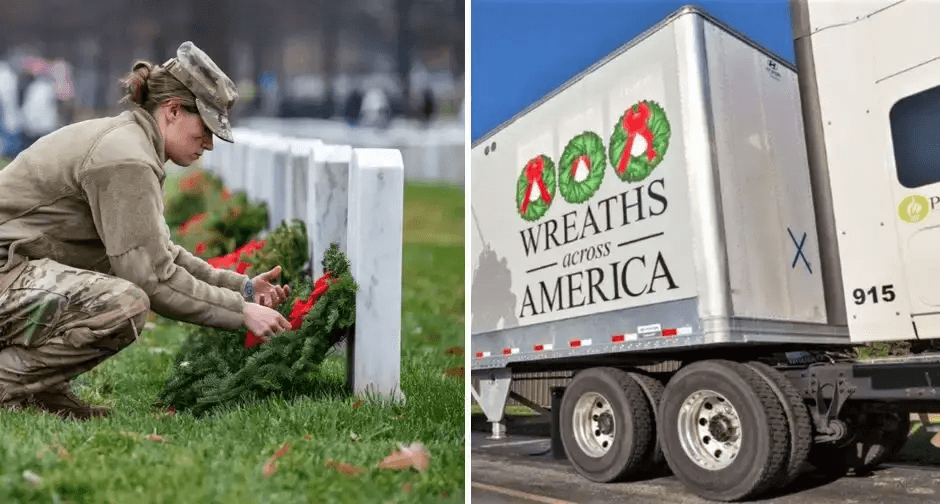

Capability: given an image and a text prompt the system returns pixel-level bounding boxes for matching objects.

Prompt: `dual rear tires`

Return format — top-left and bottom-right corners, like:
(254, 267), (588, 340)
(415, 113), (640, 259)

(558, 367), (659, 482)
(560, 360), (812, 501)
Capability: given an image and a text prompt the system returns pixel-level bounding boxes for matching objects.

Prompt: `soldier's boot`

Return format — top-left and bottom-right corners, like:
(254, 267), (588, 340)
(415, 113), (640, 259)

(0, 393), (26, 413)
(29, 381), (111, 420)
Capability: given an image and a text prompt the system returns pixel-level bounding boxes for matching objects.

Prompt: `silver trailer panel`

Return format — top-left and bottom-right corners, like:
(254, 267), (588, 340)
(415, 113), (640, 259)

(471, 6), (850, 371)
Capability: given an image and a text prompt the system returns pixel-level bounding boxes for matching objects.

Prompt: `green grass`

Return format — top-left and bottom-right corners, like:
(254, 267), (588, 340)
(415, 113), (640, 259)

(0, 182), (465, 504)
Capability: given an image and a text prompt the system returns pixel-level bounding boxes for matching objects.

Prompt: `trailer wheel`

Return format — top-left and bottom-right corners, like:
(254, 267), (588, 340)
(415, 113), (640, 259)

(745, 361), (813, 486)
(809, 409), (911, 475)
(627, 371), (667, 473)
(659, 360), (790, 502)
(559, 367), (654, 482)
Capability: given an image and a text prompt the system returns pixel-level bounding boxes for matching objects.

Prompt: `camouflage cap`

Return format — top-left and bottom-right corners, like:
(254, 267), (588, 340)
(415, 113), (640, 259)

(163, 41), (237, 143)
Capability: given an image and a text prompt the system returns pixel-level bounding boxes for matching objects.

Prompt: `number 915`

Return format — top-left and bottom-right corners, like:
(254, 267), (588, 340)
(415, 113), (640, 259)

(853, 285), (895, 305)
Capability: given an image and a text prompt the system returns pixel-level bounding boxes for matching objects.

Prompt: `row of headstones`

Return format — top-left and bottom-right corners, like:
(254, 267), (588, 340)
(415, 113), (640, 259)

(236, 118), (465, 187)
(200, 128), (404, 401)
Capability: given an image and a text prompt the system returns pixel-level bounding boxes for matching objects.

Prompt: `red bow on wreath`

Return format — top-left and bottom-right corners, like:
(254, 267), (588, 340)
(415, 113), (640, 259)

(243, 271), (336, 348)
(207, 240), (266, 274)
(520, 157), (552, 213)
(617, 102), (657, 175)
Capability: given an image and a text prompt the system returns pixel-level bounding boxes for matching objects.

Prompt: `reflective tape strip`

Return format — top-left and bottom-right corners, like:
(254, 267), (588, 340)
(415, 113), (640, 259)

(678, 326), (693, 336)
(662, 328), (678, 337)
(533, 344), (553, 351)
(613, 334), (638, 343)
(570, 340), (581, 348)
(475, 351), (491, 359)
(502, 348), (520, 355)
(613, 334), (638, 342)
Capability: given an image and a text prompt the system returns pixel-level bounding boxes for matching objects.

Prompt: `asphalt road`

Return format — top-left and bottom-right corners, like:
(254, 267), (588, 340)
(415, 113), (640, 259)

(470, 414), (940, 504)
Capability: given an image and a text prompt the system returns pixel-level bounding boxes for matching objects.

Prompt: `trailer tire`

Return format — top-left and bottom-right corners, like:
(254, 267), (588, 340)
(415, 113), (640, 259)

(809, 409), (911, 475)
(659, 360), (790, 502)
(745, 361), (813, 487)
(627, 371), (668, 473)
(559, 367), (654, 482)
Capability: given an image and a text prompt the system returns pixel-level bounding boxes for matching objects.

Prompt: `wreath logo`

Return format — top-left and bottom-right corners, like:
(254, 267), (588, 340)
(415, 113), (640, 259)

(609, 100), (671, 182)
(516, 155), (556, 221)
(558, 131), (607, 204)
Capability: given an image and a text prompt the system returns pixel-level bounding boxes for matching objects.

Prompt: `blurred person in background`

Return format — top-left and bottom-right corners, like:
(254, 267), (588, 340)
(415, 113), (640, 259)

(421, 88), (435, 126)
(0, 60), (23, 159)
(0, 41), (293, 420)
(360, 87), (391, 128)
(19, 66), (59, 151)
(343, 88), (363, 126)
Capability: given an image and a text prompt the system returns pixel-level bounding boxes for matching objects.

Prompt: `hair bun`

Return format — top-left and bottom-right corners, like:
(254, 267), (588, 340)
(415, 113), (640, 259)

(133, 62), (152, 82)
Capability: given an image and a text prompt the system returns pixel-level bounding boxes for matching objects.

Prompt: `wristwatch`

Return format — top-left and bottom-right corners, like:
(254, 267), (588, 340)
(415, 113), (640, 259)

(243, 278), (255, 302)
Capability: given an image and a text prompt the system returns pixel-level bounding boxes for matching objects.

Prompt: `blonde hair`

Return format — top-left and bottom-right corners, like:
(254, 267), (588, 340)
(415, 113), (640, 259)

(120, 61), (198, 115)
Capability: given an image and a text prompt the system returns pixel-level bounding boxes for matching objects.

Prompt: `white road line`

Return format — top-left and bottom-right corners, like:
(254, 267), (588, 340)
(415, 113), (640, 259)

(479, 439), (551, 449)
(472, 482), (577, 504)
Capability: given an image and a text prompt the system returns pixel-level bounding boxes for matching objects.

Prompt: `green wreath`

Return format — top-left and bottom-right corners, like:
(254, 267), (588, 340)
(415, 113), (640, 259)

(516, 155), (556, 222)
(558, 131), (607, 204)
(609, 100), (671, 182)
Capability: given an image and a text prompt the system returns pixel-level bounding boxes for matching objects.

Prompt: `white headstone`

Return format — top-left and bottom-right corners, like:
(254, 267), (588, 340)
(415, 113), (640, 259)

(285, 139), (324, 226)
(346, 148), (404, 401)
(307, 144), (352, 278)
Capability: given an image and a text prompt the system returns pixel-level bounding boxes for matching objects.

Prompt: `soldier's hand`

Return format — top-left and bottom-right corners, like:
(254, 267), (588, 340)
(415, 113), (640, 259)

(252, 266), (291, 309)
(243, 302), (291, 339)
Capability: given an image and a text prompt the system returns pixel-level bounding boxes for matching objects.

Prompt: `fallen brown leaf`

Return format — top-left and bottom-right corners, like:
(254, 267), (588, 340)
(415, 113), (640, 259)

(401, 483), (413, 493)
(304, 434), (312, 441)
(263, 443), (291, 478)
(445, 346), (464, 356)
(325, 459), (365, 477)
(352, 399), (364, 410)
(146, 434), (167, 443)
(441, 490), (449, 498)
(37, 443), (70, 461)
(444, 366), (464, 378)
(377, 442), (430, 472)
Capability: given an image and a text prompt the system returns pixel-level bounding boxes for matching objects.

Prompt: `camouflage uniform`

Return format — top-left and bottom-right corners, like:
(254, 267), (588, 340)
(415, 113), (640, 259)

(0, 259), (148, 403)
(0, 42), (241, 418)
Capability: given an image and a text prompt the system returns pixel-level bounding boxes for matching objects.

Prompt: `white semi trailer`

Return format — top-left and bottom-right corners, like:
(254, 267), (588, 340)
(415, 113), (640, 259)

(470, 2), (940, 501)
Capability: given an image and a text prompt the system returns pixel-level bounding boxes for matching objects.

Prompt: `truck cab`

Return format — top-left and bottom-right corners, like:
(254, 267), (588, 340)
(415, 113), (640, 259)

(792, 0), (940, 342)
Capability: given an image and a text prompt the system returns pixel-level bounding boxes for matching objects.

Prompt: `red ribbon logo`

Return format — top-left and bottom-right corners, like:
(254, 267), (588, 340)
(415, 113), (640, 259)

(571, 155), (591, 178)
(617, 102), (657, 175)
(519, 157), (552, 213)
